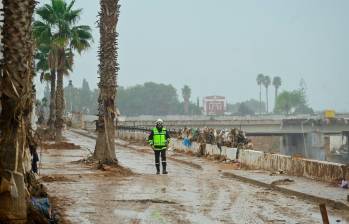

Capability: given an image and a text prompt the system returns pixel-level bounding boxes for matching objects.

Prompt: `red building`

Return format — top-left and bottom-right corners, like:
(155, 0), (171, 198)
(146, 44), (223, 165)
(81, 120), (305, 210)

(203, 96), (226, 115)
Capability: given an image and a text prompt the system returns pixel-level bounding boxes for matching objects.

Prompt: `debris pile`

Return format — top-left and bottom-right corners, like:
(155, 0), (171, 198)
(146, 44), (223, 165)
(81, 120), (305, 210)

(179, 127), (253, 149)
(26, 172), (60, 224)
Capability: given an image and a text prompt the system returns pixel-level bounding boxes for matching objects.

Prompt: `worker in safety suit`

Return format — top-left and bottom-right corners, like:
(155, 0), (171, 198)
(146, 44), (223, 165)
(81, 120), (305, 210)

(148, 119), (170, 174)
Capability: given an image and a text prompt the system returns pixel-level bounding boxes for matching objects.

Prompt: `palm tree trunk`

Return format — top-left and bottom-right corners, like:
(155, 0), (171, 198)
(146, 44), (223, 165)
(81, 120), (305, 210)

(0, 0), (35, 221)
(55, 48), (66, 142)
(48, 69), (56, 131)
(274, 87), (278, 112)
(55, 69), (64, 141)
(94, 0), (120, 163)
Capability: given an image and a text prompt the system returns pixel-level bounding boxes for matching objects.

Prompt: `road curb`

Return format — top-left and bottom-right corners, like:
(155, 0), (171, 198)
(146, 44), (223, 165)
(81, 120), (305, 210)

(222, 172), (349, 211)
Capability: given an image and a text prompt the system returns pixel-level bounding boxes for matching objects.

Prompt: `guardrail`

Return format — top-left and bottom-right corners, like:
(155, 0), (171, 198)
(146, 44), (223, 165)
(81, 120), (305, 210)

(117, 125), (179, 135)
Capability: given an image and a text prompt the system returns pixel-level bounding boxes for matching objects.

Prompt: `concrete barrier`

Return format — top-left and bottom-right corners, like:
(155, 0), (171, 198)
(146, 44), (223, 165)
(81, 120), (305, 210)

(117, 130), (348, 183)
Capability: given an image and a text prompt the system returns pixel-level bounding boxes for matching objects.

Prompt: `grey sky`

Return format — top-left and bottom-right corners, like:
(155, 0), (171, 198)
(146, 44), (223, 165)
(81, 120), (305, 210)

(36, 0), (349, 112)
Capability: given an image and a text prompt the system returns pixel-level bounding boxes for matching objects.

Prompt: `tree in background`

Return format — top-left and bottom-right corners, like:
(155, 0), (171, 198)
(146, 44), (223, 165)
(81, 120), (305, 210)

(182, 85), (191, 115)
(64, 80), (99, 114)
(64, 81), (201, 116)
(272, 76), (282, 110)
(33, 25), (57, 131)
(295, 79), (313, 114)
(227, 99), (265, 115)
(35, 45), (50, 82)
(90, 89), (99, 115)
(263, 75), (271, 113)
(275, 90), (313, 115)
(238, 102), (255, 116)
(274, 91), (294, 114)
(81, 78), (92, 113)
(256, 74), (264, 114)
(94, 0), (120, 163)
(118, 82), (180, 116)
(34, 0), (93, 141)
(65, 80), (74, 113)
(0, 0), (36, 220)
(116, 82), (201, 116)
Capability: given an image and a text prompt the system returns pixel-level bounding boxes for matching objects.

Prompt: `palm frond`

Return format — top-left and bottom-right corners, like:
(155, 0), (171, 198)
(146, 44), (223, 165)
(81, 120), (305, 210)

(36, 4), (56, 24)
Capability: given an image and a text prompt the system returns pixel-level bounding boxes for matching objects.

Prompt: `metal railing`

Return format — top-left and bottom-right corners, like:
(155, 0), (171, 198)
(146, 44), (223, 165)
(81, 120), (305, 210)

(117, 125), (179, 135)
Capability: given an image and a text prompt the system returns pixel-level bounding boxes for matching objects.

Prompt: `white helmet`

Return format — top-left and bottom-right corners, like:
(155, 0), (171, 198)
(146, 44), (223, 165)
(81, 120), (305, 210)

(155, 118), (163, 125)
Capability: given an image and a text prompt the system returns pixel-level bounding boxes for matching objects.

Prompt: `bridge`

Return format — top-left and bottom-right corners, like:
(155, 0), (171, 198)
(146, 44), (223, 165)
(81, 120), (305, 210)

(118, 116), (349, 136)
(78, 114), (349, 162)
(114, 115), (349, 163)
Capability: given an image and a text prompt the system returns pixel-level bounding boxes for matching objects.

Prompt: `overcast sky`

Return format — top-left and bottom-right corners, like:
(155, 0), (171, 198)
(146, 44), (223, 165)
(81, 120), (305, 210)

(35, 0), (349, 112)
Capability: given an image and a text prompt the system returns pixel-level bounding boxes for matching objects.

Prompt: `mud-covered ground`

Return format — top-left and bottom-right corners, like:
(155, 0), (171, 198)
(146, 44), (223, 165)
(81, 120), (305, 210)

(39, 131), (349, 224)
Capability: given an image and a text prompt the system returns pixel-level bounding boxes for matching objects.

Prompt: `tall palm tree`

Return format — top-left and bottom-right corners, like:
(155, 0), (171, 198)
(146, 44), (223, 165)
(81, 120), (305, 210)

(94, 0), (120, 163)
(263, 75), (271, 113)
(34, 0), (93, 141)
(33, 13), (58, 132)
(0, 0), (36, 221)
(34, 44), (57, 130)
(272, 76), (282, 111)
(256, 74), (264, 114)
(182, 85), (191, 115)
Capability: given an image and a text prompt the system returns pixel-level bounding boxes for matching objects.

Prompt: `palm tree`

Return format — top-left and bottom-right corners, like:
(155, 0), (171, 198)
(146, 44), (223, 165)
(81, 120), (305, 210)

(94, 0), (120, 163)
(272, 76), (282, 111)
(34, 0), (93, 141)
(0, 0), (36, 221)
(33, 13), (58, 132)
(256, 74), (264, 114)
(34, 44), (57, 130)
(35, 46), (50, 81)
(263, 75), (271, 113)
(182, 85), (191, 115)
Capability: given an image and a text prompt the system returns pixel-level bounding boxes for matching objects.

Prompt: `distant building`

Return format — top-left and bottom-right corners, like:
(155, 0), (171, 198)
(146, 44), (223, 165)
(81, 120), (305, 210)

(203, 96), (226, 115)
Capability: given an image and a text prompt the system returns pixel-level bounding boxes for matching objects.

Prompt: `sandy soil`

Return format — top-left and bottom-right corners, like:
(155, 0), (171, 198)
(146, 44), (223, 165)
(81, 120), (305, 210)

(38, 131), (349, 224)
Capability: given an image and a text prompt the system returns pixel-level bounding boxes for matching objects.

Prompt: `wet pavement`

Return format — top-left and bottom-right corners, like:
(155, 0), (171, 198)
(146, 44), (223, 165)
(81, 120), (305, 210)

(39, 131), (349, 224)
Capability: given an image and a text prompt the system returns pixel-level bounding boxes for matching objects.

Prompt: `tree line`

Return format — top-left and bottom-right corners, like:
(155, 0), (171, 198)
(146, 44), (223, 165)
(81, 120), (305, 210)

(38, 81), (202, 117)
(1, 0), (121, 220)
(38, 75), (315, 117)
(256, 74), (313, 115)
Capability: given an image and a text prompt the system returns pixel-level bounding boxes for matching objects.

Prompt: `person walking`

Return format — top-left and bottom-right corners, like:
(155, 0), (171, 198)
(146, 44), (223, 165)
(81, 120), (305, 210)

(148, 119), (170, 174)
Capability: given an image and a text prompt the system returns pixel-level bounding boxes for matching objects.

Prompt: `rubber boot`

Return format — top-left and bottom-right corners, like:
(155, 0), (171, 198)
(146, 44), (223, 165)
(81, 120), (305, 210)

(156, 164), (160, 175)
(162, 162), (168, 174)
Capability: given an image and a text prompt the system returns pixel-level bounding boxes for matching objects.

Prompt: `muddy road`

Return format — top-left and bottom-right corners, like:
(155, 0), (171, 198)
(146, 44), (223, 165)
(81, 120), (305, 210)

(40, 131), (349, 224)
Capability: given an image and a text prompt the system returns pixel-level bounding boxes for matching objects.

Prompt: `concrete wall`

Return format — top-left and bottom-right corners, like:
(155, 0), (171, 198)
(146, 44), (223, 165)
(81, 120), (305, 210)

(116, 130), (349, 183)
(116, 130), (148, 142)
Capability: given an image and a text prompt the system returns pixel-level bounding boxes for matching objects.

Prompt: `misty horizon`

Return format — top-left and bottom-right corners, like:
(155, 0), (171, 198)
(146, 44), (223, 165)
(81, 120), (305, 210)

(35, 0), (349, 112)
